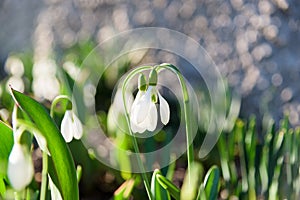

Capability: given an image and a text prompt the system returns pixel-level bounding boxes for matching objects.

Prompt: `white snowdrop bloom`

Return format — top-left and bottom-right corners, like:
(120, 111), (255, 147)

(32, 59), (60, 101)
(48, 175), (63, 200)
(130, 86), (170, 133)
(7, 143), (34, 191)
(4, 56), (24, 77)
(33, 132), (49, 155)
(61, 110), (83, 143)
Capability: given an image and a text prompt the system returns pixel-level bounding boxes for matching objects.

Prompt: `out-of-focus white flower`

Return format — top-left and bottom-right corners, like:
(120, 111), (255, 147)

(113, 89), (134, 114)
(130, 86), (170, 133)
(4, 56), (24, 77)
(61, 110), (83, 142)
(32, 59), (60, 101)
(7, 143), (34, 191)
(63, 61), (80, 80)
(48, 175), (63, 200)
(0, 108), (9, 121)
(6, 76), (25, 93)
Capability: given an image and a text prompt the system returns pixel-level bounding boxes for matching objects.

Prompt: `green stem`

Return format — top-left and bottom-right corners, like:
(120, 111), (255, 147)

(122, 63), (194, 198)
(50, 95), (72, 117)
(157, 63), (194, 181)
(122, 66), (154, 200)
(26, 187), (31, 200)
(39, 97), (70, 200)
(40, 150), (48, 200)
(14, 191), (21, 200)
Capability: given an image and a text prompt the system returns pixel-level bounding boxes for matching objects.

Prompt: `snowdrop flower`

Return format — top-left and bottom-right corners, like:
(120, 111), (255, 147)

(130, 71), (170, 133)
(48, 175), (63, 200)
(61, 110), (83, 142)
(8, 143), (34, 191)
(34, 132), (49, 155)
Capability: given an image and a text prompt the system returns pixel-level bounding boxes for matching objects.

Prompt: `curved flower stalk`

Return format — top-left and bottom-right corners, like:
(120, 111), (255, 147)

(130, 70), (170, 133)
(122, 64), (194, 199)
(61, 109), (83, 143)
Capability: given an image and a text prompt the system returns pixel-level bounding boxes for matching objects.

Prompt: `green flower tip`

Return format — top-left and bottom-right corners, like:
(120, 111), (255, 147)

(149, 69), (158, 86)
(138, 73), (147, 91)
(66, 101), (73, 110)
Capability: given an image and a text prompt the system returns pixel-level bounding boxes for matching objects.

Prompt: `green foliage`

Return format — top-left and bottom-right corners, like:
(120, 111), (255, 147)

(11, 89), (79, 200)
(114, 178), (136, 200)
(0, 121), (13, 196)
(218, 116), (300, 199)
(203, 166), (220, 200)
(1, 47), (300, 200)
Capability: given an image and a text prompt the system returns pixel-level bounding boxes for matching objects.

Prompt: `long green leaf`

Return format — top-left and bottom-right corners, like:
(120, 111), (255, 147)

(204, 166), (220, 200)
(0, 121), (13, 196)
(151, 169), (170, 200)
(196, 184), (207, 200)
(156, 174), (180, 200)
(11, 89), (79, 200)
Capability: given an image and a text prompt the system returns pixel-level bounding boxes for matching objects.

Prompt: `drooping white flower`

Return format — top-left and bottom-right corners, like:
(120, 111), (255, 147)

(61, 110), (83, 143)
(48, 175), (63, 200)
(34, 132), (49, 155)
(7, 143), (34, 191)
(130, 86), (170, 133)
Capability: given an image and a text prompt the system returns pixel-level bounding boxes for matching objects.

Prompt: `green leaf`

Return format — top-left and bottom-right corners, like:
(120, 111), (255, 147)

(156, 174), (180, 200)
(166, 154), (176, 181)
(196, 184), (207, 200)
(151, 169), (170, 200)
(11, 89), (79, 200)
(0, 121), (13, 175)
(204, 166), (220, 200)
(114, 178), (135, 200)
(0, 121), (13, 196)
(0, 177), (5, 196)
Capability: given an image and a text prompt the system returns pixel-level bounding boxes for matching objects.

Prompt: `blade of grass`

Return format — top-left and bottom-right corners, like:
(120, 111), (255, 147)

(244, 116), (256, 199)
(151, 169), (170, 200)
(156, 174), (180, 200)
(196, 184), (207, 200)
(203, 166), (220, 200)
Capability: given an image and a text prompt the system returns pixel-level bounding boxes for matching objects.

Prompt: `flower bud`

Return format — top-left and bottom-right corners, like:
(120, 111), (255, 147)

(138, 73), (147, 91)
(8, 143), (34, 191)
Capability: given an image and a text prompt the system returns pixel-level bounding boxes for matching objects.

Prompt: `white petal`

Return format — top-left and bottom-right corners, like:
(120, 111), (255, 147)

(48, 175), (63, 200)
(158, 92), (170, 125)
(114, 89), (134, 113)
(34, 132), (50, 155)
(130, 91), (144, 122)
(8, 144), (34, 191)
(135, 88), (152, 123)
(146, 103), (157, 131)
(130, 119), (146, 133)
(72, 113), (83, 140)
(61, 110), (73, 143)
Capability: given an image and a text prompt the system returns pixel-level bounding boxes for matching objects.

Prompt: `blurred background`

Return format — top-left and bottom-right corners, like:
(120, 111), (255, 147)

(1, 0), (300, 126)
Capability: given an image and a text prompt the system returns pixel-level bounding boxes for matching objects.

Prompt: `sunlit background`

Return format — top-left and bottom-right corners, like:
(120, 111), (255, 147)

(1, 0), (300, 125)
